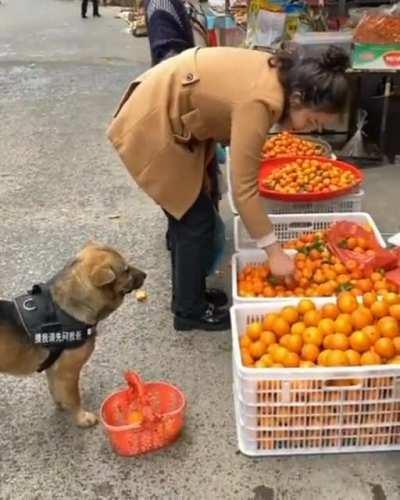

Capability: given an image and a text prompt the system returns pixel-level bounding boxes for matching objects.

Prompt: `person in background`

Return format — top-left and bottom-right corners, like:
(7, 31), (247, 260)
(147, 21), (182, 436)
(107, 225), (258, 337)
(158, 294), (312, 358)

(81, 0), (101, 19)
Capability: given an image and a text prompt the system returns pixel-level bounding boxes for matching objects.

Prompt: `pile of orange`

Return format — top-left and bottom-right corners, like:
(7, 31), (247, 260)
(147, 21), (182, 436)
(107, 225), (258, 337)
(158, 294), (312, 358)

(240, 292), (400, 368)
(260, 158), (358, 195)
(338, 235), (375, 255)
(238, 230), (398, 299)
(262, 132), (325, 159)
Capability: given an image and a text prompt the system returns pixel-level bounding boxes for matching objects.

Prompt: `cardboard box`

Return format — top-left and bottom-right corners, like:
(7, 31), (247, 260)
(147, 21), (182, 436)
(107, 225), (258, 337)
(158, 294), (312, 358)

(353, 43), (400, 70)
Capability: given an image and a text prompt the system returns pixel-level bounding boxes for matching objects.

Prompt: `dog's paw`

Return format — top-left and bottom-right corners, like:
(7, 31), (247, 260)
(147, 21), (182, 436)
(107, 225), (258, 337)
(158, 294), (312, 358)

(74, 410), (99, 428)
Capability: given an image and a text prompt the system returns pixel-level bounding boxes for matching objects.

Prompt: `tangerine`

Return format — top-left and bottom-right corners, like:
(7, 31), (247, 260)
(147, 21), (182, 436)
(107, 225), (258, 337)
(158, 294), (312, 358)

(377, 316), (399, 339)
(351, 306), (373, 329)
(363, 292), (377, 308)
(263, 313), (278, 331)
(303, 327), (323, 347)
(272, 317), (291, 338)
(346, 349), (361, 366)
(286, 334), (304, 354)
(338, 292), (358, 314)
(260, 331), (277, 347)
(301, 343), (320, 362)
(349, 331), (371, 353)
(374, 338), (395, 359)
(291, 321), (306, 336)
(326, 350), (349, 367)
(272, 346), (289, 364)
(318, 318), (335, 337)
(362, 325), (380, 344)
(389, 304), (400, 321)
(247, 322), (263, 341)
(249, 340), (267, 359)
(370, 301), (389, 319)
(281, 306), (299, 325)
(334, 314), (353, 336)
(283, 351), (300, 368)
(360, 351), (381, 365)
(393, 337), (400, 354)
(240, 335), (252, 349)
(321, 303), (340, 320)
(297, 299), (316, 315)
(303, 309), (322, 327)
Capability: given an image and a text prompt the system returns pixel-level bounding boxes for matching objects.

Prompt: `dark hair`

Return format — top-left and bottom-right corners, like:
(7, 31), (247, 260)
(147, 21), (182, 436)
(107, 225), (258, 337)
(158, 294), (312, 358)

(269, 45), (350, 114)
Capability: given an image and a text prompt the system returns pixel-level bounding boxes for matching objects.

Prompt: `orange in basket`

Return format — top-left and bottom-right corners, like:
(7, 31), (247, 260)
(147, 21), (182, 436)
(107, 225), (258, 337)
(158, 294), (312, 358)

(100, 371), (186, 456)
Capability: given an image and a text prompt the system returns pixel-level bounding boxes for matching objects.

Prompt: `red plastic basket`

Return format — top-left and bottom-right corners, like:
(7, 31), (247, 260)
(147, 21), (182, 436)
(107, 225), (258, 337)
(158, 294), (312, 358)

(100, 371), (186, 456)
(259, 156), (364, 202)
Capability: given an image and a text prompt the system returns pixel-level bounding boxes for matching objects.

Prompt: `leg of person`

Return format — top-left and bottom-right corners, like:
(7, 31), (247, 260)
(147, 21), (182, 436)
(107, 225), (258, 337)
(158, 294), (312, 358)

(166, 192), (230, 331)
(81, 0), (88, 18)
(93, 0), (101, 17)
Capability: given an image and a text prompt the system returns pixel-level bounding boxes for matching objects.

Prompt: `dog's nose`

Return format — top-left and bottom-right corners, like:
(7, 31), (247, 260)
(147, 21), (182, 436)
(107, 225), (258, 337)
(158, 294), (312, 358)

(139, 271), (147, 281)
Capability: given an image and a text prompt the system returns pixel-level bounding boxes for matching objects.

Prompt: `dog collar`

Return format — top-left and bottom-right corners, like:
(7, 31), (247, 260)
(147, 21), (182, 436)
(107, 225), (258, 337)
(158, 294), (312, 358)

(13, 284), (97, 371)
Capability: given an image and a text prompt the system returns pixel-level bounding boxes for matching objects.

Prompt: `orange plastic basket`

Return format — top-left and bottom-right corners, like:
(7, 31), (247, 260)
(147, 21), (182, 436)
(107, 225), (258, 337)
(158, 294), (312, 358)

(100, 371), (186, 456)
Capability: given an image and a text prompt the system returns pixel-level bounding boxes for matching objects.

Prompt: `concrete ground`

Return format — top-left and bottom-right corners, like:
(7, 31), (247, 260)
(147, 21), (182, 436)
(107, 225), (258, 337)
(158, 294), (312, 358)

(0, 1), (399, 499)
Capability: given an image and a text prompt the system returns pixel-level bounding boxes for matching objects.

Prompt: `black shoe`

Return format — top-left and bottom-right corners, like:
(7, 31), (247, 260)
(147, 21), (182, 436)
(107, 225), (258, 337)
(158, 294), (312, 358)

(93, 13), (101, 17)
(171, 289), (228, 313)
(205, 288), (228, 308)
(174, 305), (230, 331)
(82, 14), (88, 18)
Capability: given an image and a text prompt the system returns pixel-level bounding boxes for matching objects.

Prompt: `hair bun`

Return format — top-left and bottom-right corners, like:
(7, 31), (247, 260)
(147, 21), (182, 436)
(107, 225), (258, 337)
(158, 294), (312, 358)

(320, 46), (350, 73)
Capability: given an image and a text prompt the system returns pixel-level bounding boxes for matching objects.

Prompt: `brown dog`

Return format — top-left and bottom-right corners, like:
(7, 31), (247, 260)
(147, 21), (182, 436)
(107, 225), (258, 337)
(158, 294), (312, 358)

(0, 242), (146, 427)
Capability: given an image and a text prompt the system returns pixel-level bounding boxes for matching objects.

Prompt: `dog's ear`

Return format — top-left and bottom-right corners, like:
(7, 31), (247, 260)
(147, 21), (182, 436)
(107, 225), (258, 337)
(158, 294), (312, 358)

(90, 265), (116, 287)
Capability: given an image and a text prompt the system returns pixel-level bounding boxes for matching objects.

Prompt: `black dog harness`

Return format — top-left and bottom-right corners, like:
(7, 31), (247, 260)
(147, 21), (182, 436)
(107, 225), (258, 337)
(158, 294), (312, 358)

(13, 284), (97, 372)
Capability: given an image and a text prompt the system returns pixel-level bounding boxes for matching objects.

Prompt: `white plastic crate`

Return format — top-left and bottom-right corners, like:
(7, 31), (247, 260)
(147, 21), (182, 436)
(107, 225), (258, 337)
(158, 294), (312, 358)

(232, 249), (299, 304)
(230, 300), (400, 456)
(225, 147), (364, 215)
(233, 212), (386, 251)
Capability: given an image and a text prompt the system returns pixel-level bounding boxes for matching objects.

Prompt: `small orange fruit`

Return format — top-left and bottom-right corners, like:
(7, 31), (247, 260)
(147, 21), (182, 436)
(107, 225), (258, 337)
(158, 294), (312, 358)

(303, 326), (323, 347)
(370, 301), (389, 319)
(377, 316), (399, 339)
(299, 360), (315, 368)
(351, 306), (373, 329)
(383, 292), (399, 306)
(260, 331), (277, 347)
(241, 350), (254, 367)
(321, 303), (340, 320)
(301, 343), (320, 362)
(327, 333), (350, 351)
(346, 349), (361, 366)
(317, 349), (331, 366)
(240, 335), (252, 348)
(249, 340), (267, 360)
(326, 349), (349, 367)
(286, 334), (303, 354)
(291, 321), (306, 336)
(374, 338), (395, 359)
(393, 337), (400, 354)
(297, 299), (316, 315)
(363, 292), (377, 308)
(127, 410), (144, 427)
(362, 325), (380, 344)
(318, 318), (335, 337)
(259, 354), (274, 367)
(389, 304), (400, 321)
(334, 314), (353, 336)
(263, 313), (278, 331)
(272, 345), (289, 364)
(281, 306), (299, 325)
(267, 343), (280, 355)
(303, 309), (322, 327)
(272, 317), (291, 338)
(283, 351), (300, 368)
(247, 322), (263, 341)
(338, 292), (358, 314)
(388, 355), (400, 364)
(349, 331), (371, 353)
(360, 351), (381, 365)
(280, 334), (291, 348)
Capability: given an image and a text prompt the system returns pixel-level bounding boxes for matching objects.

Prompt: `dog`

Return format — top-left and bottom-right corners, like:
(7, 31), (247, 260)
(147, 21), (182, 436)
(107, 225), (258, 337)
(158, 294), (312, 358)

(0, 241), (146, 428)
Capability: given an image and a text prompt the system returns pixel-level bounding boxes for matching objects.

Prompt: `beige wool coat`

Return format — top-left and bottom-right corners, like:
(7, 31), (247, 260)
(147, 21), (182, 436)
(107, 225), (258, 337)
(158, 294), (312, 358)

(107, 47), (285, 239)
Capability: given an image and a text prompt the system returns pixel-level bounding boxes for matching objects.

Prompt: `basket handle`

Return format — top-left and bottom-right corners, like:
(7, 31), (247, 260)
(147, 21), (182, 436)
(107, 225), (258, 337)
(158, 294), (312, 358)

(124, 371), (146, 403)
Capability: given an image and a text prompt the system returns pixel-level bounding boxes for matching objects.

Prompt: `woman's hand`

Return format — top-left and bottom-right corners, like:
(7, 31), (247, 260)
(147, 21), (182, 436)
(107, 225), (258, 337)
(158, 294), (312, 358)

(265, 242), (295, 287)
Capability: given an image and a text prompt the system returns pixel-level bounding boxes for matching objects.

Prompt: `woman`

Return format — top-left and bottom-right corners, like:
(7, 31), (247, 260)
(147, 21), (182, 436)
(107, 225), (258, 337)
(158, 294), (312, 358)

(107, 46), (350, 331)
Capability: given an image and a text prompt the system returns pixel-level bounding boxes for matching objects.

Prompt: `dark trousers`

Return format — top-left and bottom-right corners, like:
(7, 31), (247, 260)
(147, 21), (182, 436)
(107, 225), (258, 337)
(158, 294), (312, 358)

(165, 192), (216, 317)
(81, 0), (99, 16)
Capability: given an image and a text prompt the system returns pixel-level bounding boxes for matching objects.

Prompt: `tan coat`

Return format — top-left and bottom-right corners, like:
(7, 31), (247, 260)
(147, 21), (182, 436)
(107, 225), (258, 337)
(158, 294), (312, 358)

(107, 47), (285, 239)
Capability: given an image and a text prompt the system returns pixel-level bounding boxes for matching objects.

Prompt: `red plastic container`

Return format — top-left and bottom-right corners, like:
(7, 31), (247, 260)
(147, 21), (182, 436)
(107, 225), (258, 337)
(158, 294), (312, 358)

(259, 156), (364, 202)
(100, 371), (186, 456)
